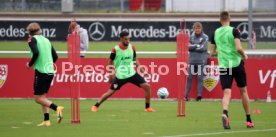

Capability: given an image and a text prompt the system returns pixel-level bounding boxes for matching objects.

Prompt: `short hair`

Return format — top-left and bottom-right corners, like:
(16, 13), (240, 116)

(120, 31), (129, 38)
(220, 11), (230, 22)
(68, 21), (78, 33)
(26, 22), (41, 36)
(193, 22), (203, 30)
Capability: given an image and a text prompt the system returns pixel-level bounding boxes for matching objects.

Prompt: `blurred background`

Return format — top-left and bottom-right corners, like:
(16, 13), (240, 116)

(0, 0), (275, 13)
(0, 0), (275, 57)
(0, 2), (276, 136)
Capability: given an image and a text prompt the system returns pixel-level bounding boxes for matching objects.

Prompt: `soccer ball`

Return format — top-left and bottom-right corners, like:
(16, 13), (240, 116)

(157, 87), (169, 99)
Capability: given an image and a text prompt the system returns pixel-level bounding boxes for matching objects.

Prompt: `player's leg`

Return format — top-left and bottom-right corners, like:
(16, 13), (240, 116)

(34, 95), (51, 126)
(44, 74), (64, 123)
(37, 104), (51, 127)
(222, 89), (231, 113)
(92, 89), (116, 112)
(92, 77), (126, 112)
(185, 64), (193, 101)
(94, 89), (116, 106)
(140, 83), (152, 108)
(239, 87), (251, 114)
(234, 61), (254, 128)
(221, 88), (231, 129)
(34, 95), (51, 106)
(42, 105), (50, 121)
(240, 87), (250, 114)
(34, 94), (62, 124)
(34, 95), (61, 113)
(220, 67), (233, 129)
(239, 87), (254, 128)
(196, 64), (204, 101)
(34, 71), (64, 124)
(129, 73), (155, 112)
(141, 83), (155, 112)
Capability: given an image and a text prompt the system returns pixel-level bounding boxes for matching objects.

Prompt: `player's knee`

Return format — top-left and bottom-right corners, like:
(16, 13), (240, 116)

(34, 98), (40, 104)
(34, 96), (42, 104)
(107, 91), (115, 97)
(239, 88), (247, 94)
(142, 83), (151, 91)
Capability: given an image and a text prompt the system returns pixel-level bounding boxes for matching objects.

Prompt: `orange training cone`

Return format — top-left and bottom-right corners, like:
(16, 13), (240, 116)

(253, 108), (261, 114)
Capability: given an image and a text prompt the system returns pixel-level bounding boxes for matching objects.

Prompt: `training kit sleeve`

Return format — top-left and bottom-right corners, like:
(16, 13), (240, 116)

(51, 46), (58, 63)
(109, 45), (136, 61)
(233, 28), (241, 39)
(110, 48), (116, 61)
(132, 45), (136, 61)
(211, 32), (216, 45)
(28, 37), (39, 67)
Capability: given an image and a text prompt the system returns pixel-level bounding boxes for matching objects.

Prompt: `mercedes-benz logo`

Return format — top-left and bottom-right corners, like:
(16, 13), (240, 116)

(88, 22), (105, 41)
(236, 22), (249, 41)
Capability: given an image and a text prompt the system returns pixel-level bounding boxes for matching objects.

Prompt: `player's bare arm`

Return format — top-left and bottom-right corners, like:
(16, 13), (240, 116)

(135, 59), (149, 77)
(134, 59), (142, 72)
(235, 38), (248, 60)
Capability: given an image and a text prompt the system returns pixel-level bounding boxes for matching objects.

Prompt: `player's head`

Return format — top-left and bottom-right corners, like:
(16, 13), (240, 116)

(68, 21), (78, 34)
(220, 11), (230, 23)
(27, 22), (41, 36)
(193, 22), (203, 35)
(120, 31), (130, 46)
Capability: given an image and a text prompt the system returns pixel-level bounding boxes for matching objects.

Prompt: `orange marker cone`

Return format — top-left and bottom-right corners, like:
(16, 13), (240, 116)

(253, 108), (261, 114)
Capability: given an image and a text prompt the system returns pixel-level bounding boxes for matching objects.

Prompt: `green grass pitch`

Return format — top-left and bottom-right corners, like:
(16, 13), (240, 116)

(0, 41), (275, 58)
(0, 99), (276, 137)
(0, 41), (275, 137)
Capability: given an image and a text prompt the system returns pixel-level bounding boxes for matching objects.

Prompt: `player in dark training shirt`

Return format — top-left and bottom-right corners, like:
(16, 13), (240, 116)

(91, 31), (155, 112)
(210, 11), (254, 129)
(26, 22), (64, 126)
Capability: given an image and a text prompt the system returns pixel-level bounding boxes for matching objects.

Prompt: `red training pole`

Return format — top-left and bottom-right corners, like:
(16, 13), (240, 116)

(67, 34), (81, 124)
(177, 19), (189, 117)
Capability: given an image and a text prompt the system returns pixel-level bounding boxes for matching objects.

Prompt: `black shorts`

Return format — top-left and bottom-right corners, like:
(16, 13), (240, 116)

(34, 70), (54, 95)
(219, 60), (247, 90)
(110, 73), (146, 90)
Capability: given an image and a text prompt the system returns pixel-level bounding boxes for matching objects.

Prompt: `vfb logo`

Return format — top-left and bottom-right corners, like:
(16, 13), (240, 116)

(0, 65), (8, 88)
(203, 65), (219, 92)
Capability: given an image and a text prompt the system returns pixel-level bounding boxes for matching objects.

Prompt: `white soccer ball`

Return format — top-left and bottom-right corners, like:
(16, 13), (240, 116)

(157, 87), (169, 99)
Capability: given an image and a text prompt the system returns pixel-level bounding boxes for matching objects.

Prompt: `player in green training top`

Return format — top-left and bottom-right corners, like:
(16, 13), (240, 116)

(210, 11), (254, 129)
(91, 31), (155, 112)
(26, 22), (64, 126)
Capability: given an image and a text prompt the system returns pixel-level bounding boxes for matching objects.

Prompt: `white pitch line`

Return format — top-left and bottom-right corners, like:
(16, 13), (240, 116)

(161, 128), (276, 137)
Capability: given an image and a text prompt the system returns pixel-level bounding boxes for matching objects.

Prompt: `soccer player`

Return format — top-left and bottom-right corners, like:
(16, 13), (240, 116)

(91, 31), (155, 112)
(26, 22), (64, 126)
(185, 22), (209, 101)
(210, 11), (254, 129)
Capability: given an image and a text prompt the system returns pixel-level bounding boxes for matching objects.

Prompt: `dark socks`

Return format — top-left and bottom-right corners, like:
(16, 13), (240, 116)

(44, 113), (49, 121)
(145, 103), (150, 108)
(94, 102), (101, 107)
(246, 114), (252, 122)
(223, 110), (228, 117)
(49, 103), (57, 111)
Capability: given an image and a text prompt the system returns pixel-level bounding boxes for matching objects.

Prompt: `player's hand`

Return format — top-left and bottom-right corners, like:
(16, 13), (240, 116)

(196, 44), (201, 48)
(108, 75), (114, 83)
(243, 54), (248, 60)
(199, 38), (205, 45)
(26, 62), (31, 69)
(143, 73), (150, 78)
